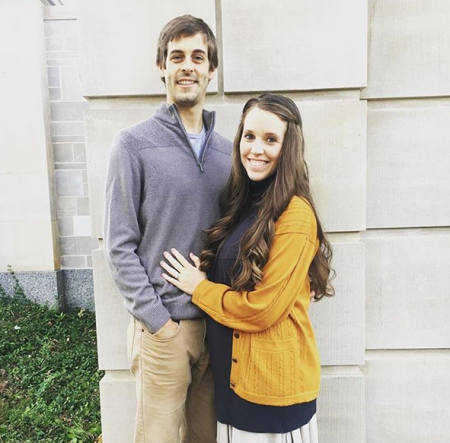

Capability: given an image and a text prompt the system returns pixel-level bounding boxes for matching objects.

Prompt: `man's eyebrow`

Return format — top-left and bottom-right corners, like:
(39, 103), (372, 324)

(169, 49), (184, 56)
(192, 49), (207, 55)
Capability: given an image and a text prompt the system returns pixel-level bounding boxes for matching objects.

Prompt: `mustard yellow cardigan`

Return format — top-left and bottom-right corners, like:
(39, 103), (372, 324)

(192, 196), (321, 407)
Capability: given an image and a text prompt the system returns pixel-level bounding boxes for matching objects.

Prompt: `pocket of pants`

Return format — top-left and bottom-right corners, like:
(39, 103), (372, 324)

(144, 320), (183, 342)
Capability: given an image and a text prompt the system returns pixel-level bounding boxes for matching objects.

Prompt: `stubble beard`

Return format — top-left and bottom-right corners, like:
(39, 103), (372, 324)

(169, 77), (208, 108)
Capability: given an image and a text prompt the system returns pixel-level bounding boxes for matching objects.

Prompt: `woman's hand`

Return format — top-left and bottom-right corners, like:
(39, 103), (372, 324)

(161, 249), (207, 295)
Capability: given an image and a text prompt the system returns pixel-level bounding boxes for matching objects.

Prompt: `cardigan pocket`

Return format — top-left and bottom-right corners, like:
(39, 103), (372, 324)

(244, 336), (300, 399)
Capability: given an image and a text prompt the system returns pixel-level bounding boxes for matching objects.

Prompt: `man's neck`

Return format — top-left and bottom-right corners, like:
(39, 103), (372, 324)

(173, 102), (204, 134)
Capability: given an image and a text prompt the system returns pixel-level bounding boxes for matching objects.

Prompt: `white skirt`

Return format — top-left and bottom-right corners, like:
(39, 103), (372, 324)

(216, 414), (318, 443)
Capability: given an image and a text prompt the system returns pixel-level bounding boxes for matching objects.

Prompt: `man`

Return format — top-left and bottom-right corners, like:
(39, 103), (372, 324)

(104, 15), (232, 443)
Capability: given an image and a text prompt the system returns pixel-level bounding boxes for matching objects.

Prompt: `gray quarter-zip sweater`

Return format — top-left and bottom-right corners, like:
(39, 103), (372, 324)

(104, 103), (232, 333)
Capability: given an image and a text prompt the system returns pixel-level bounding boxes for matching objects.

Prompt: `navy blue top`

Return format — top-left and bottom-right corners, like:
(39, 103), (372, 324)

(206, 175), (316, 433)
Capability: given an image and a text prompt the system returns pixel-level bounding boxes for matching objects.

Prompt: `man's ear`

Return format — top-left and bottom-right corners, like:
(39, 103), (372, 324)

(208, 68), (216, 83)
(158, 65), (165, 79)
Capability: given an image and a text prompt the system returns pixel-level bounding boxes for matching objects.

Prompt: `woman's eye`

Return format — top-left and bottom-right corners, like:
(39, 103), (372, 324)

(243, 133), (254, 140)
(267, 137), (277, 143)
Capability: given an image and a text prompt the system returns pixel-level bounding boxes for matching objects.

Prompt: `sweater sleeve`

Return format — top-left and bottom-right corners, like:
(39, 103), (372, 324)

(192, 199), (318, 332)
(104, 131), (171, 333)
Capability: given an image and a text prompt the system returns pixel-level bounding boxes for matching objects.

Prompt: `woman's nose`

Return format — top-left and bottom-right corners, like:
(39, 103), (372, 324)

(250, 143), (264, 155)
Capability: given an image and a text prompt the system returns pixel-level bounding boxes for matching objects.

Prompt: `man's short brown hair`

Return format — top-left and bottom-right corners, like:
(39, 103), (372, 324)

(156, 15), (218, 82)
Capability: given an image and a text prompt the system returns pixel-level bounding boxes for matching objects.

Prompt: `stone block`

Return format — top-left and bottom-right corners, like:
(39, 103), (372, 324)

(63, 268), (94, 309)
(365, 230), (450, 349)
(80, 0), (217, 96)
(363, 0), (450, 98)
(0, 221), (56, 271)
(60, 65), (83, 101)
(367, 102), (450, 228)
(318, 367), (365, 443)
(310, 241), (365, 366)
(0, 269), (63, 308)
(58, 209), (77, 217)
(222, 1), (367, 92)
(50, 101), (88, 122)
(74, 236), (98, 255)
(53, 143), (73, 163)
(298, 100), (366, 232)
(213, 99), (367, 232)
(45, 37), (64, 52)
(47, 66), (60, 87)
(57, 196), (77, 211)
(51, 121), (85, 136)
(49, 87), (62, 101)
(0, 174), (53, 222)
(55, 162), (87, 170)
(55, 169), (83, 196)
(77, 196), (90, 215)
(365, 351), (450, 443)
(73, 215), (91, 237)
(93, 249), (131, 370)
(61, 255), (86, 269)
(73, 143), (86, 162)
(44, 19), (78, 38)
(99, 371), (136, 443)
(60, 237), (75, 256)
(52, 135), (85, 143)
(58, 217), (73, 236)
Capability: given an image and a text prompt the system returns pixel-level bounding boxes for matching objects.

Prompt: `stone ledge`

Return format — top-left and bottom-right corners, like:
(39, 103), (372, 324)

(0, 268), (94, 310)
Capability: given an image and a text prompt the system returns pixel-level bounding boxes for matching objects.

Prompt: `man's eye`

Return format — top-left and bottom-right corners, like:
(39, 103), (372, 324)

(193, 56), (204, 61)
(172, 56), (182, 61)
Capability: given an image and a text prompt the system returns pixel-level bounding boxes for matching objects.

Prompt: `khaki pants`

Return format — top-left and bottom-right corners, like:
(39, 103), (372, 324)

(128, 318), (216, 443)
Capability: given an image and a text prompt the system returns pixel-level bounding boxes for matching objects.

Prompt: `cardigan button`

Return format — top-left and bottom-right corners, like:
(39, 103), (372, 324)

(230, 382), (235, 388)
(234, 333), (240, 338)
(232, 358), (238, 363)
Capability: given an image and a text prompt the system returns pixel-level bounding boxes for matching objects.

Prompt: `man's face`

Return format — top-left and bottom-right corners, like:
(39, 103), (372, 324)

(158, 33), (215, 108)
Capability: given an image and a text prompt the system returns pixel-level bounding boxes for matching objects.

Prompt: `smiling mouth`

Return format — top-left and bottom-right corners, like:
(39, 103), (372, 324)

(248, 159), (269, 166)
(177, 79), (197, 86)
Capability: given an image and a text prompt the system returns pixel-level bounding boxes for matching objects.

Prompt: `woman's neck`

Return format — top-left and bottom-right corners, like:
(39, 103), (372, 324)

(248, 173), (276, 202)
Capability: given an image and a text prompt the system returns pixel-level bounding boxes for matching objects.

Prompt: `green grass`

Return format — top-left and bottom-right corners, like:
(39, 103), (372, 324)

(0, 293), (103, 443)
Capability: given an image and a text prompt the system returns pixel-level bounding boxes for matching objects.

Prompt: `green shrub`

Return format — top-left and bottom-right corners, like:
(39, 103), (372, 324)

(0, 292), (103, 443)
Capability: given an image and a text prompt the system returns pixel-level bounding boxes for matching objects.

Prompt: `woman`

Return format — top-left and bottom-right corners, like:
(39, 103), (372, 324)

(161, 94), (334, 442)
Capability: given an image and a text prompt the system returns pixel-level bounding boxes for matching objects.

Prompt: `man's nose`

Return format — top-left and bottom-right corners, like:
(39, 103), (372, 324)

(181, 59), (194, 73)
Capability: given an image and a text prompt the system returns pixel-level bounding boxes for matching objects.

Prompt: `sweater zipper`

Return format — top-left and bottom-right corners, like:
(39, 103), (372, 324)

(173, 108), (215, 172)
(199, 113), (215, 172)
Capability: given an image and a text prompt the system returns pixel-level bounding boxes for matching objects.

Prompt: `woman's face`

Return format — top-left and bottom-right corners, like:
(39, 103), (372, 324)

(240, 107), (287, 181)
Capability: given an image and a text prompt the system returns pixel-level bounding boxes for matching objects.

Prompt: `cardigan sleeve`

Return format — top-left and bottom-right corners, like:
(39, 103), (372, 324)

(192, 198), (318, 332)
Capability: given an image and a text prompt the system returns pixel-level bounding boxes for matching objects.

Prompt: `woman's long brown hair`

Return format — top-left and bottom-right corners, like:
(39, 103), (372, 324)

(200, 94), (335, 300)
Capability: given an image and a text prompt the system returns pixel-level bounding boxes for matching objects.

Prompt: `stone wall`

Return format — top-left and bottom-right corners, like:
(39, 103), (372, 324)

(1, 0), (449, 441)
(44, 6), (98, 270)
(0, 1), (96, 309)
(16, 0), (449, 441)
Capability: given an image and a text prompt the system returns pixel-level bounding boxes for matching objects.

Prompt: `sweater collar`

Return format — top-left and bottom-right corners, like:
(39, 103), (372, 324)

(154, 102), (216, 134)
(248, 173), (276, 202)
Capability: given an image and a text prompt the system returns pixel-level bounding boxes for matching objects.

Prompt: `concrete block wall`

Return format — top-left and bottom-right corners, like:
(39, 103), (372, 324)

(44, 6), (98, 270)
(78, 0), (450, 441)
